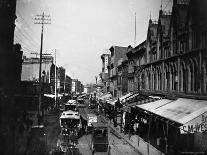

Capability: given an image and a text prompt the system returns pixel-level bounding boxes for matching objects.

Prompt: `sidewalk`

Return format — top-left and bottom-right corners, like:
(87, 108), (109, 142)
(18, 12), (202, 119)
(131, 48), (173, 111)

(44, 108), (61, 154)
(100, 115), (165, 155)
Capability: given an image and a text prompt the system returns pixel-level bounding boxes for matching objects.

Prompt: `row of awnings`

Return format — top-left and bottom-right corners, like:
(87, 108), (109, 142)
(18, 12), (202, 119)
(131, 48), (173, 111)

(132, 98), (207, 134)
(106, 92), (135, 106)
(100, 92), (207, 134)
(44, 94), (63, 98)
(99, 93), (112, 100)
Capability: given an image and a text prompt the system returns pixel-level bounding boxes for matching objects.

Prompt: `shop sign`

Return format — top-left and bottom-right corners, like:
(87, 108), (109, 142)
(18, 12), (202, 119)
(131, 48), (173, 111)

(180, 111), (207, 134)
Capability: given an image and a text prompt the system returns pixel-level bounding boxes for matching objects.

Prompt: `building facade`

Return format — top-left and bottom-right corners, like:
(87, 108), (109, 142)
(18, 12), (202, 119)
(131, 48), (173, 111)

(108, 46), (128, 98)
(100, 53), (110, 93)
(136, 0), (207, 99)
(65, 75), (72, 94)
(58, 66), (66, 94)
(21, 56), (53, 83)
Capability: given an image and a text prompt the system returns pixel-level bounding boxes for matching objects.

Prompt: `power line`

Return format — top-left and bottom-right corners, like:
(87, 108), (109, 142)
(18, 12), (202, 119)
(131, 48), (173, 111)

(16, 10), (41, 44)
(14, 35), (39, 53)
(14, 29), (39, 52)
(15, 25), (40, 48)
(163, 0), (172, 11)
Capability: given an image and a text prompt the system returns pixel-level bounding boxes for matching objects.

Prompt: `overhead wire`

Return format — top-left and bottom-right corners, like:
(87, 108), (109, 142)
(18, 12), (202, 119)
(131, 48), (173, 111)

(15, 15), (40, 47)
(15, 10), (42, 56)
(163, 0), (172, 11)
(16, 9), (41, 44)
(15, 26), (39, 52)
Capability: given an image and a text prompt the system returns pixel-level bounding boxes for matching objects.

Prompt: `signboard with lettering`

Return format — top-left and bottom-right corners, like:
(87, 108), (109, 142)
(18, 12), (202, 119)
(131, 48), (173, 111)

(180, 112), (207, 134)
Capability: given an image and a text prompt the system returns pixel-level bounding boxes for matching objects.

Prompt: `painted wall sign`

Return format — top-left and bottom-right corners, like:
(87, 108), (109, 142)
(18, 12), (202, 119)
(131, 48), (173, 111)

(180, 111), (207, 134)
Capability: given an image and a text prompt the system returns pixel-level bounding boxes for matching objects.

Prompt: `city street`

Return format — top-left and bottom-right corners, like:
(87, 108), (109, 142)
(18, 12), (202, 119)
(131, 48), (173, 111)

(42, 99), (140, 155)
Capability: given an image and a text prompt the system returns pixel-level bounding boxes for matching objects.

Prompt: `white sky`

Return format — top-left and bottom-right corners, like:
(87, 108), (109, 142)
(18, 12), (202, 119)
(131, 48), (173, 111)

(15, 0), (172, 85)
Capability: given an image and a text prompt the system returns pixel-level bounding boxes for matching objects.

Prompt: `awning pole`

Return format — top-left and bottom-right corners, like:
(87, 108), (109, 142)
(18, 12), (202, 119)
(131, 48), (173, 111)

(147, 114), (152, 155)
(165, 121), (169, 154)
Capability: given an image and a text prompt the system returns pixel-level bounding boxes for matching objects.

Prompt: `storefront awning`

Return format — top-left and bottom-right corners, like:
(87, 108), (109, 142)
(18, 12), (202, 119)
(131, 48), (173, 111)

(153, 98), (207, 125)
(137, 98), (207, 133)
(106, 99), (116, 106)
(99, 93), (112, 101)
(44, 94), (63, 98)
(119, 92), (133, 101)
(137, 99), (173, 112)
(123, 93), (139, 102)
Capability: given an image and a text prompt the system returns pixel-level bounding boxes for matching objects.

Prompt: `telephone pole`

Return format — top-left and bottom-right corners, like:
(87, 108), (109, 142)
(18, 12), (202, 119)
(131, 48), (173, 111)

(35, 12), (51, 125)
(134, 12), (136, 47)
(54, 49), (57, 108)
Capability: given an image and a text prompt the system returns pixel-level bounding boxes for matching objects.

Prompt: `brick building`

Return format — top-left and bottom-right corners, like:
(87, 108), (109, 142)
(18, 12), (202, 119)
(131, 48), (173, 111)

(100, 53), (110, 93)
(108, 46), (128, 98)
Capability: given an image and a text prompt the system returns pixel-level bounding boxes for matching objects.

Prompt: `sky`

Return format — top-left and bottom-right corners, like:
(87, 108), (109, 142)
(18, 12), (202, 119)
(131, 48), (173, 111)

(15, 0), (172, 85)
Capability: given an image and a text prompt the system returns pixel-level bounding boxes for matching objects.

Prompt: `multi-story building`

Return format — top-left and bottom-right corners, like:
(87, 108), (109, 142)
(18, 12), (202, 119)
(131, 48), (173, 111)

(137, 0), (207, 99)
(100, 53), (110, 93)
(58, 66), (66, 93)
(126, 0), (207, 153)
(72, 79), (83, 94)
(0, 1), (25, 154)
(0, 0), (23, 94)
(126, 41), (146, 93)
(21, 56), (53, 83)
(65, 75), (72, 94)
(76, 80), (81, 94)
(50, 64), (60, 93)
(72, 79), (77, 93)
(108, 46), (128, 97)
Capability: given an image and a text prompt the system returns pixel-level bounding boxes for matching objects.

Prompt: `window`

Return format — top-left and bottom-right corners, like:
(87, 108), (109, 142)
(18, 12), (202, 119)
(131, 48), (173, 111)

(201, 31), (207, 48)
(192, 31), (200, 49)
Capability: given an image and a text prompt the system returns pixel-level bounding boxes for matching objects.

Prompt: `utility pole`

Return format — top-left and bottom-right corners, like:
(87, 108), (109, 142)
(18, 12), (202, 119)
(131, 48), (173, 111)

(35, 12), (51, 125)
(134, 12), (136, 47)
(54, 49), (57, 108)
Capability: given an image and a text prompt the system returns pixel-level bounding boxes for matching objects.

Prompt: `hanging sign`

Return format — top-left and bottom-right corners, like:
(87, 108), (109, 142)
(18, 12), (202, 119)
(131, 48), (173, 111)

(180, 111), (207, 134)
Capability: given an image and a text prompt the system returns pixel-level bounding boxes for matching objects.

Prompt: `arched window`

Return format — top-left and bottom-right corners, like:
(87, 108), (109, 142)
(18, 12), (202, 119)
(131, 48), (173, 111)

(171, 64), (178, 91)
(180, 61), (187, 92)
(202, 60), (207, 93)
(148, 72), (151, 90)
(193, 58), (199, 92)
(187, 63), (194, 92)
(141, 72), (145, 90)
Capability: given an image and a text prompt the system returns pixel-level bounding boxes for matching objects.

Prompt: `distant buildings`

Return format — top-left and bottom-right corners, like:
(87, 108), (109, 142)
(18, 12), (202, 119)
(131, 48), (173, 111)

(72, 79), (84, 94)
(100, 53), (110, 93)
(21, 56), (84, 95)
(21, 56), (53, 82)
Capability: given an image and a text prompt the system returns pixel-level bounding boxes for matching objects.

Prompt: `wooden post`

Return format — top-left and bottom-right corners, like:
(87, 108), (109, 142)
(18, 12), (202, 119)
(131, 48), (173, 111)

(165, 121), (169, 154)
(147, 114), (152, 155)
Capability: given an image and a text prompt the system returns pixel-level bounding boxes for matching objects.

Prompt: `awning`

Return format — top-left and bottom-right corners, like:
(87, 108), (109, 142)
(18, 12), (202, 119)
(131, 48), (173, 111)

(123, 93), (139, 102)
(119, 92), (133, 101)
(99, 93), (112, 101)
(106, 99), (116, 106)
(137, 99), (173, 112)
(44, 94), (63, 98)
(154, 98), (207, 125)
(137, 98), (207, 133)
